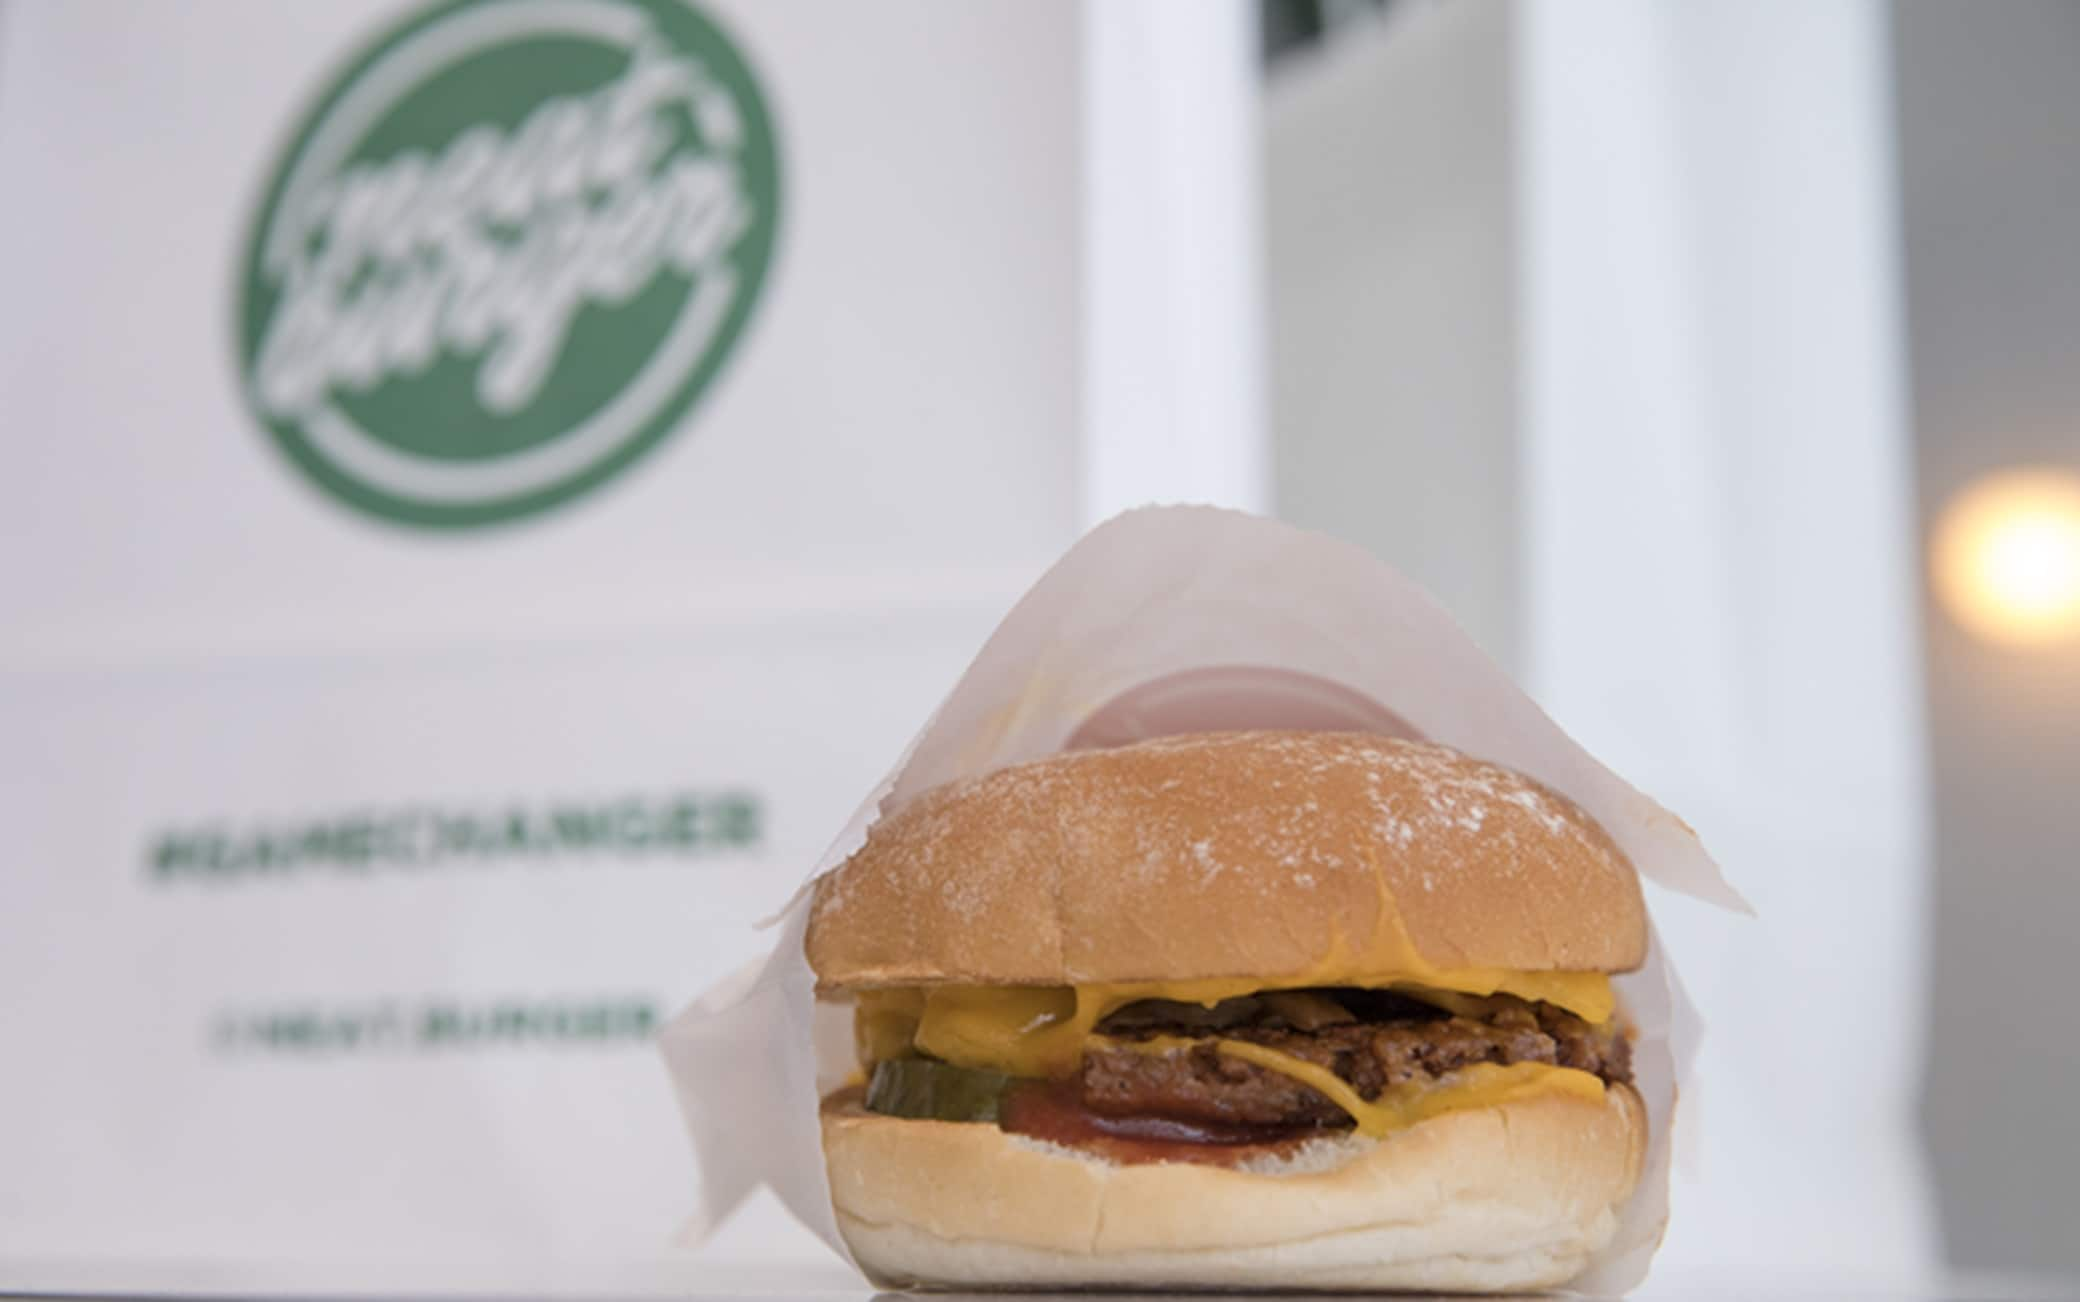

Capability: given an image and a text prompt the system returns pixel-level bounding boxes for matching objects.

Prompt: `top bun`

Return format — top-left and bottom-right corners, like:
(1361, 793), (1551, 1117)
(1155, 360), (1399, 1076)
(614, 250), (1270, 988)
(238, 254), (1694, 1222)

(807, 731), (1645, 990)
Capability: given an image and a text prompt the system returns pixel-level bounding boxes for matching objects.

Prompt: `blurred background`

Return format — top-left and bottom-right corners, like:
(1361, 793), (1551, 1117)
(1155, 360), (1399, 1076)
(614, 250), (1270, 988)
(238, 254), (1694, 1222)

(2, 0), (2076, 1293)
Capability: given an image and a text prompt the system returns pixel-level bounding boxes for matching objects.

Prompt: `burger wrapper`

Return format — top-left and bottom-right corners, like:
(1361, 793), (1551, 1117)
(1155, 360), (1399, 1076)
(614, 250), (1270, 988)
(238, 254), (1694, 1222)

(659, 506), (1741, 1295)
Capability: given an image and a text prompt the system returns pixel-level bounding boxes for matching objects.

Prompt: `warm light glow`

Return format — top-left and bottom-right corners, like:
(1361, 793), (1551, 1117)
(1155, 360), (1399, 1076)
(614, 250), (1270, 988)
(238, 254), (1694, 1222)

(1933, 469), (2080, 645)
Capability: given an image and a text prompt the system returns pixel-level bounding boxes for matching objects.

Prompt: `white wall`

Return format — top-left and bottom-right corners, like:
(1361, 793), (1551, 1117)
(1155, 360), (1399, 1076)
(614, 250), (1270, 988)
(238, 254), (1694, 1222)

(1266, 1), (1522, 670)
(1519, 0), (1935, 1277)
(1084, 0), (1268, 522)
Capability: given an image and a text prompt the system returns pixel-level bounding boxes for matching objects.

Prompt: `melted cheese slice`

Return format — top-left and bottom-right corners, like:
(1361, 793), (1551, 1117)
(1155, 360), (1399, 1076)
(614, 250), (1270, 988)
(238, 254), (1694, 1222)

(861, 969), (1616, 1081)
(1096, 1035), (1605, 1137)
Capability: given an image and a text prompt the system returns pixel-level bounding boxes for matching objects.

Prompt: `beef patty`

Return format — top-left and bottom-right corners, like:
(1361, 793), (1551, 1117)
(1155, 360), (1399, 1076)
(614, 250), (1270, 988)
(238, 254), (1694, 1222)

(1081, 989), (1631, 1129)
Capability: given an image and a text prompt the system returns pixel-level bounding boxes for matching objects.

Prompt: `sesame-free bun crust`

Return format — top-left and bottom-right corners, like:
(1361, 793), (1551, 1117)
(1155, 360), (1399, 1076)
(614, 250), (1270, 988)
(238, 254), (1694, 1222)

(807, 731), (1647, 989)
(821, 1082), (1647, 1292)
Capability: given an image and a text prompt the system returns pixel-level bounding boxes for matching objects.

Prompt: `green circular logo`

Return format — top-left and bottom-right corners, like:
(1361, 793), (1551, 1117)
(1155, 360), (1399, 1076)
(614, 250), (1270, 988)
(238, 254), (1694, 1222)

(236, 0), (780, 529)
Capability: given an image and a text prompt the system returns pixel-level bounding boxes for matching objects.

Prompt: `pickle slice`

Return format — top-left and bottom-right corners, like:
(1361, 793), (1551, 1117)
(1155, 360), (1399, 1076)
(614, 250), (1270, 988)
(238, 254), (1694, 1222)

(864, 1058), (1017, 1123)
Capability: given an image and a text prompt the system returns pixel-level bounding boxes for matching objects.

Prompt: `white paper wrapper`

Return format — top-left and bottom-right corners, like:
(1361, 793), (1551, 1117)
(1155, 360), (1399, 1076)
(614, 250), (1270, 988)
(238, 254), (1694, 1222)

(660, 506), (1742, 1295)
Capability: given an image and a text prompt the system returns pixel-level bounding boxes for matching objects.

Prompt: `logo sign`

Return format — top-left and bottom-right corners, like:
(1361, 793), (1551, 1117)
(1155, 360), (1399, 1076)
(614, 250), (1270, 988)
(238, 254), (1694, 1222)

(236, 0), (781, 528)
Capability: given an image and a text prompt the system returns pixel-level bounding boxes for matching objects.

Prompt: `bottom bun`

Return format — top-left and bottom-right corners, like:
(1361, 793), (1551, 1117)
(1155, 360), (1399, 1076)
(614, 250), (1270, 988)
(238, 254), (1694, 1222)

(820, 1082), (1646, 1293)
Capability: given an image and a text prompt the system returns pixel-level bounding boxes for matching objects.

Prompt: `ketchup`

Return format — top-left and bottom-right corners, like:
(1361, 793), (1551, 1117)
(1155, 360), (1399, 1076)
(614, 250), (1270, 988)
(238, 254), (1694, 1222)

(998, 1080), (1339, 1168)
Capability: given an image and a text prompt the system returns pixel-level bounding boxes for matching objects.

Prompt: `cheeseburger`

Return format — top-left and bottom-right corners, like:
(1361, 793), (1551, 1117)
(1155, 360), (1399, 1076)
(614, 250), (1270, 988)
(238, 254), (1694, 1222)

(808, 730), (1649, 1292)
